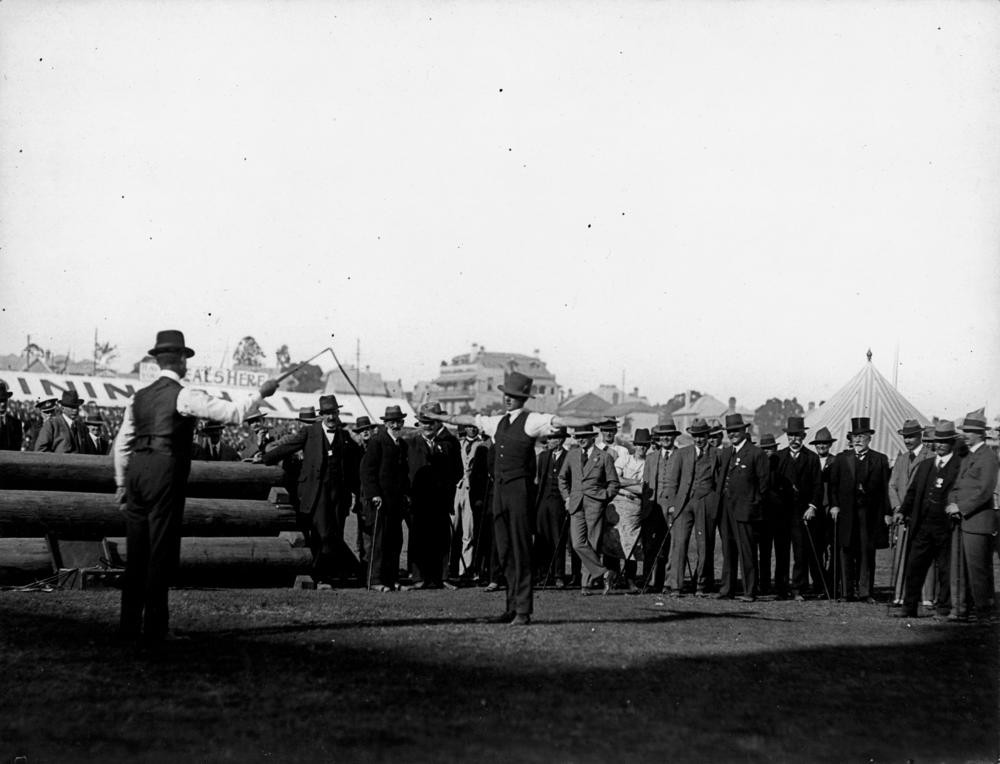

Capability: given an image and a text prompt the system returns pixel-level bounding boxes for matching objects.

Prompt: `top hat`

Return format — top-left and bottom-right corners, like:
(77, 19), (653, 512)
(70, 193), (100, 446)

(381, 405), (406, 422)
(244, 411), (267, 425)
(417, 401), (446, 423)
(318, 395), (340, 415)
(848, 417), (875, 435)
(148, 329), (195, 358)
(548, 426), (569, 440)
(598, 418), (619, 432)
(497, 371), (535, 399)
(201, 421), (226, 432)
(724, 413), (751, 432)
(897, 419), (923, 438)
(960, 408), (987, 432)
(36, 397), (58, 412)
(0, 380), (11, 400)
(687, 418), (712, 437)
(809, 426), (835, 444)
(930, 420), (959, 441)
(783, 416), (808, 436)
(59, 390), (84, 409)
(632, 428), (652, 446)
(572, 425), (598, 439)
(652, 419), (681, 438)
(297, 406), (320, 423)
(352, 415), (376, 432)
(759, 433), (778, 450)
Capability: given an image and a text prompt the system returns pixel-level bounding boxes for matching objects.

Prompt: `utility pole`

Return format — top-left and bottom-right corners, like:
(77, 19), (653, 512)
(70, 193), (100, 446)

(93, 328), (98, 375)
(356, 337), (360, 392)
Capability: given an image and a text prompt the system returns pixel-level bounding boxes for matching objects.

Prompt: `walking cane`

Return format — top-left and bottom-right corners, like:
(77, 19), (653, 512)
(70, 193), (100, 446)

(470, 474), (494, 582)
(803, 519), (832, 601)
(891, 524), (908, 605)
(832, 515), (839, 600)
(366, 500), (381, 591)
(949, 518), (966, 619)
(541, 513), (571, 588)
(639, 514), (675, 596)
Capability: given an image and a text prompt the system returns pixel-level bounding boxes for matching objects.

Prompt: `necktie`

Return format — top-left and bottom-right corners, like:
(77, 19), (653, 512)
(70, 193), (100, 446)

(936, 458), (944, 470)
(908, 452), (915, 463)
(791, 449), (799, 460)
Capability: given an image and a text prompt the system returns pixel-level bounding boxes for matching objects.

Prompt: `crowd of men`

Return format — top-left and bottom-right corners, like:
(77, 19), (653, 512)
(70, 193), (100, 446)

(2, 331), (998, 639)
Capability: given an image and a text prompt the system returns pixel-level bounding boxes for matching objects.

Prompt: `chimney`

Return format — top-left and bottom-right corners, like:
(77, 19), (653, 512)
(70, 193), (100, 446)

(808, 401), (815, 412)
(728, 396), (736, 413)
(632, 387), (639, 398)
(684, 390), (690, 407)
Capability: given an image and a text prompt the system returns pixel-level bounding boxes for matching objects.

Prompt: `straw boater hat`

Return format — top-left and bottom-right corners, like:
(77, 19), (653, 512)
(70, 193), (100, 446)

(632, 428), (652, 446)
(897, 419), (923, 438)
(148, 329), (195, 358)
(59, 390), (84, 409)
(783, 416), (808, 436)
(848, 417), (875, 435)
(318, 395), (340, 415)
(724, 414), (751, 432)
(352, 415), (376, 433)
(497, 371), (534, 399)
(651, 419), (681, 438)
(297, 406), (320, 423)
(686, 417), (712, 436)
(930, 420), (959, 441)
(381, 405), (406, 422)
(809, 427), (835, 445)
(959, 408), (987, 432)
(759, 433), (778, 450)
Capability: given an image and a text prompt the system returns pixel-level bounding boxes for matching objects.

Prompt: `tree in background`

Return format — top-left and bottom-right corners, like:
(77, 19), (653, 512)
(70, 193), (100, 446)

(655, 390), (702, 422)
(233, 336), (266, 368)
(754, 397), (805, 438)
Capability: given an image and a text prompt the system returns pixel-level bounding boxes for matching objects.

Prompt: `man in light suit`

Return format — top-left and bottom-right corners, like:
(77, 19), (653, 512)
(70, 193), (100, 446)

(888, 419), (936, 605)
(35, 390), (87, 453)
(559, 425), (621, 593)
(664, 418), (721, 597)
(640, 420), (680, 593)
(946, 409), (999, 620)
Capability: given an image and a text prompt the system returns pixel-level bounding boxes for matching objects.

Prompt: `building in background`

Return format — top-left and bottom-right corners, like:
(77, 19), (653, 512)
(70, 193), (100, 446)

(672, 393), (755, 436)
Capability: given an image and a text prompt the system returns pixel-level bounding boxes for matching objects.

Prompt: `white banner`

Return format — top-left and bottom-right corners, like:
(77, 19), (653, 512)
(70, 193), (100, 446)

(0, 371), (415, 423)
(139, 362), (269, 388)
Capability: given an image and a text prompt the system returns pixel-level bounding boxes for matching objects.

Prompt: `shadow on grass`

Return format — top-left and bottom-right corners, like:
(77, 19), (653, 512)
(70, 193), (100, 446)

(0, 599), (996, 764)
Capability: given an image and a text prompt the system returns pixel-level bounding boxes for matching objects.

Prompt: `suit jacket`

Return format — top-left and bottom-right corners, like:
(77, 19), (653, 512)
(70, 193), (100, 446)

(771, 447), (823, 513)
(192, 439), (240, 462)
(719, 442), (770, 523)
(263, 421), (361, 516)
(948, 443), (999, 535)
(407, 427), (463, 507)
(558, 445), (620, 515)
(82, 433), (111, 456)
(34, 414), (81, 453)
(360, 427), (410, 507)
(0, 413), (23, 451)
(829, 448), (891, 546)
(899, 453), (963, 539)
(888, 445), (934, 511)
(535, 446), (568, 510)
(664, 444), (721, 513)
(642, 447), (676, 520)
(815, 451), (835, 508)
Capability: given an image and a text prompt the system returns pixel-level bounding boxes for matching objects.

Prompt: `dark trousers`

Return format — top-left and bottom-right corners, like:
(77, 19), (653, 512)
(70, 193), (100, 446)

(493, 477), (533, 615)
(962, 531), (995, 616)
(640, 510), (668, 590)
(791, 515), (825, 594)
(719, 502), (757, 597)
(903, 526), (951, 614)
(309, 493), (357, 583)
(693, 495), (718, 592)
(121, 452), (187, 640)
(840, 508), (876, 598)
(409, 495), (451, 586)
(534, 496), (567, 582)
(361, 498), (403, 588)
(759, 505), (791, 595)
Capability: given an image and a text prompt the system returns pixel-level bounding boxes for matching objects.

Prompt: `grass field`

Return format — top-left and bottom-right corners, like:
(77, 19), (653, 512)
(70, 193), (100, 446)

(1, 578), (997, 763)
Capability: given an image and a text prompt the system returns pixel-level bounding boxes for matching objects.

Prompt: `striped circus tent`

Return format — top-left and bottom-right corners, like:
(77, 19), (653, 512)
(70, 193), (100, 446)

(780, 358), (930, 459)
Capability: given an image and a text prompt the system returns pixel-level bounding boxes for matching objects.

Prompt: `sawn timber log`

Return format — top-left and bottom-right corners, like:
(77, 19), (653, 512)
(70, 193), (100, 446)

(0, 451), (284, 500)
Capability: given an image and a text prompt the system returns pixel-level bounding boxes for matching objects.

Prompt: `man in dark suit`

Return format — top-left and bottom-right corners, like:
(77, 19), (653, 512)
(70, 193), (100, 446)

(35, 390), (87, 453)
(664, 418), (721, 597)
(717, 414), (770, 602)
(114, 330), (278, 643)
(239, 411), (273, 462)
(533, 427), (570, 586)
(405, 403), (462, 590)
(772, 417), (824, 600)
(756, 433), (781, 596)
(559, 425), (621, 593)
(263, 394), (362, 586)
(0, 381), (23, 451)
(360, 405), (411, 592)
(809, 427), (837, 595)
(888, 419), (936, 605)
(893, 421), (963, 617)
(81, 412), (112, 455)
(829, 416), (892, 602)
(640, 420), (680, 593)
(192, 422), (240, 461)
(946, 409), (999, 620)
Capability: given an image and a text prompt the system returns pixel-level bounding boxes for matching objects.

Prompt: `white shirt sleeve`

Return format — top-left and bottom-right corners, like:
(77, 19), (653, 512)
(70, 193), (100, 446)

(523, 412), (556, 439)
(473, 414), (504, 439)
(176, 387), (263, 424)
(113, 400), (136, 488)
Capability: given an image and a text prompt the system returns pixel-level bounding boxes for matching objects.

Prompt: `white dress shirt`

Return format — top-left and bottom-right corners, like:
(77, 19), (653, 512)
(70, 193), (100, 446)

(474, 409), (556, 440)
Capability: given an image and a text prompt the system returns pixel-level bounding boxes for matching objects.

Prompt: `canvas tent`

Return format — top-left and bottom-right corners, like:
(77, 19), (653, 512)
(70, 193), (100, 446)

(778, 358), (930, 459)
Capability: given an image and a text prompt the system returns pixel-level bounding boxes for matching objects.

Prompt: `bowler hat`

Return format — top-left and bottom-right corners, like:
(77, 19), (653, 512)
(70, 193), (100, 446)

(808, 427), (835, 444)
(632, 428), (652, 446)
(297, 406), (320, 423)
(381, 405), (406, 422)
(897, 419), (923, 438)
(687, 418), (712, 436)
(497, 371), (535, 399)
(783, 416), (808, 436)
(59, 390), (84, 409)
(598, 418), (619, 432)
(352, 415), (376, 432)
(759, 433), (778, 450)
(148, 329), (195, 358)
(36, 397), (57, 412)
(959, 408), (987, 432)
(848, 416), (875, 435)
(0, 380), (11, 400)
(931, 420), (959, 441)
(652, 420), (681, 438)
(572, 425), (598, 438)
(318, 395), (340, 415)
(724, 414), (750, 432)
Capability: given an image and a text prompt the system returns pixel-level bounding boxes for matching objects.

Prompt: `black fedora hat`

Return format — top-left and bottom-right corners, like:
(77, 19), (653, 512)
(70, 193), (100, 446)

(783, 416), (808, 436)
(244, 411), (267, 424)
(148, 329), (195, 358)
(201, 421), (226, 433)
(652, 419), (681, 438)
(0, 380), (12, 400)
(848, 416), (875, 435)
(598, 418), (619, 432)
(708, 419), (724, 435)
(318, 395), (340, 415)
(548, 426), (568, 440)
(632, 428), (652, 446)
(59, 390), (84, 409)
(759, 433), (778, 450)
(809, 426), (835, 444)
(85, 412), (105, 427)
(381, 405), (406, 422)
(724, 413), (750, 432)
(497, 371), (534, 399)
(352, 415), (376, 432)
(897, 419), (922, 438)
(687, 418), (712, 436)
(297, 406), (320, 423)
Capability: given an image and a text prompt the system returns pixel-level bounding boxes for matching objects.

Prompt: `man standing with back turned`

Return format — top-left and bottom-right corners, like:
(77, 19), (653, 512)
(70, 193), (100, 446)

(114, 330), (279, 644)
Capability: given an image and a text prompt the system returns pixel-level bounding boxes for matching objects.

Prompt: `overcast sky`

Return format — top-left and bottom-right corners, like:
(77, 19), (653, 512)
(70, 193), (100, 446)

(1, 1), (998, 422)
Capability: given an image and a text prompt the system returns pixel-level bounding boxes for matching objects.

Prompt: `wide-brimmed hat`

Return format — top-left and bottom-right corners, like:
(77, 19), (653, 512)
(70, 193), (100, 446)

(548, 426), (569, 440)
(783, 416), (808, 436)
(960, 408), (987, 432)
(318, 395), (340, 415)
(897, 419), (923, 438)
(245, 411), (267, 425)
(572, 425), (598, 439)
(759, 433), (778, 450)
(148, 329), (195, 358)
(381, 405), (406, 422)
(352, 415), (376, 432)
(632, 428), (652, 446)
(848, 416), (875, 435)
(297, 406), (320, 423)
(36, 397), (58, 412)
(598, 418), (619, 432)
(687, 418), (712, 437)
(922, 425), (936, 441)
(497, 371), (535, 399)
(652, 419), (681, 438)
(59, 390), (84, 409)
(0, 381), (12, 400)
(417, 401), (446, 423)
(809, 426), (835, 445)
(724, 414), (751, 432)
(930, 420), (959, 441)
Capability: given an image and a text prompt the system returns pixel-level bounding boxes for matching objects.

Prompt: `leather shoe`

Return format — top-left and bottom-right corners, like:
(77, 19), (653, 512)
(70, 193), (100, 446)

(714, 592), (733, 600)
(736, 595), (756, 603)
(603, 570), (619, 595)
(509, 614), (531, 626)
(486, 612), (516, 624)
(483, 582), (501, 592)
